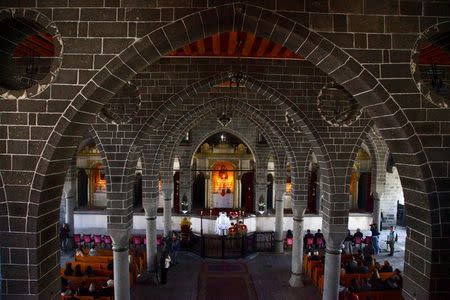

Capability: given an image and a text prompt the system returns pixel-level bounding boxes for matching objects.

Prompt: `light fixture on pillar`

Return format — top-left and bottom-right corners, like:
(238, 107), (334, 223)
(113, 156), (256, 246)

(181, 194), (188, 215)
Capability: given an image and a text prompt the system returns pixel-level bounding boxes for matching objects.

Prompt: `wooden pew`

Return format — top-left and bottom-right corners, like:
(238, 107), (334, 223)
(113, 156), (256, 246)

(340, 272), (395, 286)
(355, 290), (402, 300)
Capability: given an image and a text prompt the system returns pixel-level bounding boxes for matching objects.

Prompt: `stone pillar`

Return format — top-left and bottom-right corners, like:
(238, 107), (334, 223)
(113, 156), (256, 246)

(322, 233), (345, 300)
(179, 154), (192, 212)
(163, 187), (173, 237)
(373, 192), (382, 230)
(289, 207), (305, 287)
(145, 215), (157, 272)
(110, 229), (131, 300)
(64, 164), (77, 235)
(274, 181), (285, 253)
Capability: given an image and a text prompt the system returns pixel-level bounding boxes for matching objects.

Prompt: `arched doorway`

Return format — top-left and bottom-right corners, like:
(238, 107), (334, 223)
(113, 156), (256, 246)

(77, 169), (88, 207)
(266, 173), (274, 210)
(192, 172), (205, 209)
(133, 173), (142, 208)
(241, 172), (254, 213)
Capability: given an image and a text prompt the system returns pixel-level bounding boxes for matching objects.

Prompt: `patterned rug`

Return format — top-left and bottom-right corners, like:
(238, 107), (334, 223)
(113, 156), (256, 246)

(198, 262), (258, 300)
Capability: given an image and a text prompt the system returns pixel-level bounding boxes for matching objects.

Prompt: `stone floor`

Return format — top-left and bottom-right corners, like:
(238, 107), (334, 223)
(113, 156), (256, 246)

(131, 252), (321, 300)
(362, 226), (406, 272)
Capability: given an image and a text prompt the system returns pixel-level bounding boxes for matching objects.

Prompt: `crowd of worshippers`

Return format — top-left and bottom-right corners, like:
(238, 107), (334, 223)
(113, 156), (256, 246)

(61, 263), (114, 298)
(304, 224), (397, 256)
(339, 256), (403, 296)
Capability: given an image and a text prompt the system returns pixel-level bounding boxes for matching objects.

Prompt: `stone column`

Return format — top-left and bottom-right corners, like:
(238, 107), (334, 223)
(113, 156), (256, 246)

(163, 187), (173, 237)
(145, 214), (157, 272)
(64, 164), (77, 235)
(322, 233), (345, 300)
(289, 206), (305, 287)
(372, 192), (382, 230)
(274, 181), (285, 253)
(179, 154), (192, 212)
(110, 229), (131, 300)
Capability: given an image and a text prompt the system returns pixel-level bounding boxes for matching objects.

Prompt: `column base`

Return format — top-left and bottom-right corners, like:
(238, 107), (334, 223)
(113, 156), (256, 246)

(289, 273), (304, 287)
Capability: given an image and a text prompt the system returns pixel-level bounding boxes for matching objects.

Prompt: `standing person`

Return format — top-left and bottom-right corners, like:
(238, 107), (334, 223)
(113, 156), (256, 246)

(386, 226), (396, 256)
(370, 223), (380, 255)
(170, 231), (180, 265)
(159, 251), (171, 285)
(60, 223), (69, 252)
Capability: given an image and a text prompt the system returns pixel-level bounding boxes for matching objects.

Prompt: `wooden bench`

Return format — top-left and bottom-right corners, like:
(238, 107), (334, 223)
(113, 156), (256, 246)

(356, 290), (402, 300)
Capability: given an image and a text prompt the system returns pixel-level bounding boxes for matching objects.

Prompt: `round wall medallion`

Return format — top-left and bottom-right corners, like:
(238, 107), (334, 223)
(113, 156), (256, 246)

(0, 9), (63, 99)
(285, 111), (302, 133)
(99, 82), (141, 124)
(317, 81), (362, 127)
(411, 21), (449, 108)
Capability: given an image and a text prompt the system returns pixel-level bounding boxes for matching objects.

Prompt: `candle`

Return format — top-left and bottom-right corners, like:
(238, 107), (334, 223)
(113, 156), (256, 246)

(209, 209), (212, 217)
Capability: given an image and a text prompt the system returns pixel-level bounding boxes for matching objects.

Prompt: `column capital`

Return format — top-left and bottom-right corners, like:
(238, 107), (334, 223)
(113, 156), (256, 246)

(163, 187), (173, 199)
(142, 203), (157, 216)
(291, 204), (306, 217)
(323, 231), (347, 251)
(108, 228), (131, 251)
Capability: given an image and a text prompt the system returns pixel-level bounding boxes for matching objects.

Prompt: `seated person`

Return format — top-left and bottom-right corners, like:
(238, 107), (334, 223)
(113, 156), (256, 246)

(76, 285), (89, 296)
(314, 229), (325, 247)
(345, 256), (358, 274)
(85, 265), (94, 277)
(286, 229), (293, 239)
(64, 262), (74, 276)
(88, 283), (96, 295)
(349, 278), (361, 293)
(89, 245), (98, 256)
(386, 268), (402, 289)
(360, 278), (372, 291)
(106, 274), (114, 288)
(237, 220), (247, 235)
(107, 260), (113, 271)
(353, 228), (363, 245)
(370, 269), (385, 290)
(75, 246), (85, 257)
(74, 264), (83, 277)
(61, 276), (69, 291)
(356, 260), (369, 274)
(303, 229), (314, 247)
(228, 222), (237, 235)
(380, 260), (393, 272)
(310, 251), (321, 261)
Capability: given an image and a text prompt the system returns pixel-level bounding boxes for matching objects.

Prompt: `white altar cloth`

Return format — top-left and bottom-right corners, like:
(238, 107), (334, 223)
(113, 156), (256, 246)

(213, 193), (233, 208)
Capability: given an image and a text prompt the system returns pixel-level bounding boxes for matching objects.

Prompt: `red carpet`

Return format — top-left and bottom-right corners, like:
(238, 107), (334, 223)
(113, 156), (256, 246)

(198, 262), (258, 300)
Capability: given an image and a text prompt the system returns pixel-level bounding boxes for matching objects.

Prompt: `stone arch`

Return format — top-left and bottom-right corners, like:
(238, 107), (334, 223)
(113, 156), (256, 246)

(145, 96), (294, 180)
(34, 2), (434, 208)
(188, 127), (262, 166)
(344, 121), (374, 192)
(28, 3), (439, 298)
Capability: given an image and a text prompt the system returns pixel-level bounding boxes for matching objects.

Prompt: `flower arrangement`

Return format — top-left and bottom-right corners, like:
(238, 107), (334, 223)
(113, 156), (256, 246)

(229, 211), (239, 219)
